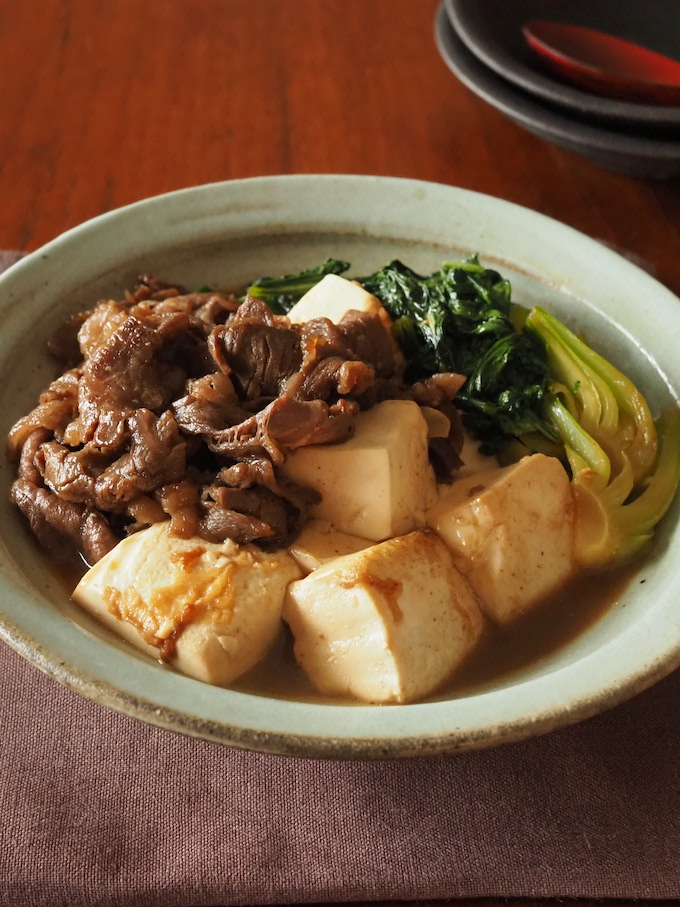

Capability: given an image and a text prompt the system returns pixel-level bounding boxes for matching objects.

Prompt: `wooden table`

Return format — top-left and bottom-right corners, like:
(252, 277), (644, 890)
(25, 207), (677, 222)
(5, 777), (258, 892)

(0, 3), (676, 906)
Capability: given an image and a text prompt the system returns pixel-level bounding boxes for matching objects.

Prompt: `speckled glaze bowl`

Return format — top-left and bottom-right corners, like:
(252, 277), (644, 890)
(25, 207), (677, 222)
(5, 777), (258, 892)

(1, 174), (679, 759)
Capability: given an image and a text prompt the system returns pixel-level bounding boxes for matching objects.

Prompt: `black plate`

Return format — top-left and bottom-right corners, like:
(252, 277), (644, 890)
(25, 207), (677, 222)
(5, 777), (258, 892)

(434, 4), (680, 179)
(445, 0), (680, 133)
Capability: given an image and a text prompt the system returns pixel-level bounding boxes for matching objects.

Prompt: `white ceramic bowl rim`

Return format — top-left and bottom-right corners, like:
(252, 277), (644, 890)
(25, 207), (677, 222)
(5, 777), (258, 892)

(1, 173), (680, 759)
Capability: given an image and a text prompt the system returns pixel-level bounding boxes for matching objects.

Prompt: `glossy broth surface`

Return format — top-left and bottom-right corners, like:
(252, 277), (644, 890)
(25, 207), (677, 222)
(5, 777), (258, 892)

(231, 563), (638, 704)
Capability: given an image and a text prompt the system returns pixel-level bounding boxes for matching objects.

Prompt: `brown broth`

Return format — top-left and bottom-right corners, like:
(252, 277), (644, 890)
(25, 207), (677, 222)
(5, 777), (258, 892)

(231, 562), (640, 704)
(54, 550), (640, 705)
(433, 562), (639, 700)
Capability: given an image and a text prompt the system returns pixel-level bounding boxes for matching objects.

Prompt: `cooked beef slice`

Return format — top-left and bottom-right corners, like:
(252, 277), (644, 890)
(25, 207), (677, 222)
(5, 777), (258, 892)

(336, 309), (403, 378)
(11, 479), (118, 565)
(154, 479), (200, 538)
(209, 296), (303, 399)
(205, 396), (358, 464)
(6, 369), (81, 461)
(198, 481), (302, 548)
(11, 430), (118, 564)
(8, 276), (467, 560)
(77, 313), (187, 451)
(92, 410), (187, 511)
(219, 457), (320, 513)
(172, 373), (252, 437)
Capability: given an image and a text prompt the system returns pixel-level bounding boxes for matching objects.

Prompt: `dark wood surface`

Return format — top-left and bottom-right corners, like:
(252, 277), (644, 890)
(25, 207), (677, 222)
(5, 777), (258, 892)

(1, 2), (678, 905)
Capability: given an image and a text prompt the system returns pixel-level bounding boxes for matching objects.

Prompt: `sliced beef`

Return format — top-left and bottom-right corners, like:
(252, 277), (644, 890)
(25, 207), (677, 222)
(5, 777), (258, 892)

(337, 309), (403, 378)
(198, 494), (272, 545)
(210, 303), (403, 406)
(11, 430), (117, 564)
(76, 286), (237, 363)
(77, 313), (187, 451)
(219, 457), (320, 513)
(127, 409), (186, 489)
(206, 396), (358, 464)
(38, 442), (97, 504)
(155, 480), (200, 538)
(149, 291), (238, 332)
(209, 296), (302, 399)
(39, 410), (187, 515)
(172, 373), (251, 438)
(6, 369), (81, 461)
(284, 312), (402, 402)
(410, 372), (467, 481)
(16, 428), (50, 484)
(126, 274), (189, 304)
(77, 301), (132, 359)
(10, 479), (118, 565)
(263, 397), (358, 450)
(198, 482), (301, 548)
(126, 494), (168, 530)
(93, 410), (187, 512)
(411, 372), (467, 406)
(292, 354), (375, 401)
(162, 456), (322, 550)
(175, 372), (358, 464)
(428, 436), (464, 483)
(8, 274), (467, 562)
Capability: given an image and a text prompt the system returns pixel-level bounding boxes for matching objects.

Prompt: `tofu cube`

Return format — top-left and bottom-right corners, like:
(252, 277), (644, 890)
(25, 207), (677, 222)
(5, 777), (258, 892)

(73, 522), (301, 685)
(281, 399), (438, 541)
(288, 519), (373, 574)
(458, 428), (499, 475)
(426, 453), (574, 623)
(283, 530), (484, 704)
(286, 273), (387, 325)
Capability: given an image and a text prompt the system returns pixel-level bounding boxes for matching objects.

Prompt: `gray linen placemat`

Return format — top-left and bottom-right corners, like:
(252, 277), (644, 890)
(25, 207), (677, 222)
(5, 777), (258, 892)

(1, 248), (679, 906)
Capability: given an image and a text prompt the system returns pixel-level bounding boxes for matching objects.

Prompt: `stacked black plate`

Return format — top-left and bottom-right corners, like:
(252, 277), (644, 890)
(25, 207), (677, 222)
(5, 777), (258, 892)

(435, 0), (680, 178)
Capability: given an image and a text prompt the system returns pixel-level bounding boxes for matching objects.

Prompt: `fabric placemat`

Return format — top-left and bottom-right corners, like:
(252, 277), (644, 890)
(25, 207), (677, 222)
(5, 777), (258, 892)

(2, 641), (680, 906)
(1, 249), (679, 907)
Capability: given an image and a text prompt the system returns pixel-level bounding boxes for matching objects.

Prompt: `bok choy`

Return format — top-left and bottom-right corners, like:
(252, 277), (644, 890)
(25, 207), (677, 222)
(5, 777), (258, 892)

(525, 307), (680, 566)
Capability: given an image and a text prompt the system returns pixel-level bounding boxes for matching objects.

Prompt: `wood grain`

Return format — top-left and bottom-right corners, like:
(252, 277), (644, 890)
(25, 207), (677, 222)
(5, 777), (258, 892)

(1, 0), (679, 293)
(0, 2), (678, 905)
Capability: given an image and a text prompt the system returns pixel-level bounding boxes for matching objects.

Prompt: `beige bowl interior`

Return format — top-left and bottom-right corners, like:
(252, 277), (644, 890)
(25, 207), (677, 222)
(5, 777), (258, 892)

(0, 175), (679, 759)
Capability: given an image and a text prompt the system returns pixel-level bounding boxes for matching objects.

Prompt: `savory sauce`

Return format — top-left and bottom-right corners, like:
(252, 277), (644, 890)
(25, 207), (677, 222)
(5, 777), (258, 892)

(51, 536), (639, 705)
(230, 562), (639, 704)
(435, 563), (638, 699)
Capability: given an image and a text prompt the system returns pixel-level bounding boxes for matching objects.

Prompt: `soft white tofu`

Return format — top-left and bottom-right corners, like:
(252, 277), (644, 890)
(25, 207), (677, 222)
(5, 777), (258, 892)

(73, 522), (301, 685)
(286, 273), (387, 325)
(426, 453), (574, 624)
(458, 428), (499, 475)
(288, 519), (373, 574)
(283, 530), (484, 704)
(281, 399), (438, 541)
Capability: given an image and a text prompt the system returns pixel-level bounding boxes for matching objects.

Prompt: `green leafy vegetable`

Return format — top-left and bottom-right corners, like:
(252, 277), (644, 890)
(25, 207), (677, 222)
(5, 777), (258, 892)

(245, 254), (680, 565)
(246, 258), (349, 314)
(360, 256), (558, 452)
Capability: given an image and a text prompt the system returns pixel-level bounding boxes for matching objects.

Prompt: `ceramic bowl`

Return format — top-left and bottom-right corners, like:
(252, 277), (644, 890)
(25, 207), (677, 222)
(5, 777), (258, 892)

(435, 5), (680, 179)
(445, 0), (680, 134)
(1, 174), (680, 759)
